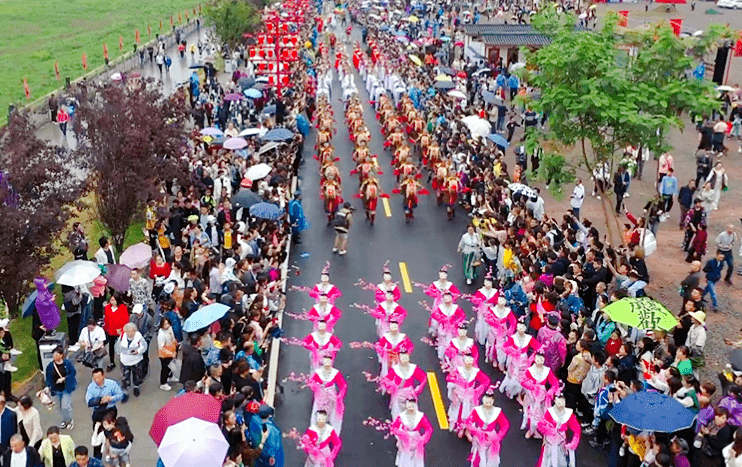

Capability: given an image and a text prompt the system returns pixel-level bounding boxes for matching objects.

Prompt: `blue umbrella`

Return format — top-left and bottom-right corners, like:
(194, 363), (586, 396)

(262, 128), (294, 142)
(22, 282), (55, 318)
(262, 105), (277, 115)
(249, 202), (283, 220)
(609, 391), (696, 433)
(487, 133), (510, 148)
(244, 88), (263, 99)
(183, 303), (231, 333)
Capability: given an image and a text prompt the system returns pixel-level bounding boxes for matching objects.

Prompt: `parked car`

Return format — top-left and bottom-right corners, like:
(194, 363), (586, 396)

(717, 0), (742, 9)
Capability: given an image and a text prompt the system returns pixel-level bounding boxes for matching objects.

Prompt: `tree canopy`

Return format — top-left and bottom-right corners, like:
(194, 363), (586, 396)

(203, 0), (262, 48)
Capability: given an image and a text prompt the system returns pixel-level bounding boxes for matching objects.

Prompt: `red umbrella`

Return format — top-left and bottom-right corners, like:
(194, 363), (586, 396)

(149, 393), (222, 446)
(656, 0), (686, 4)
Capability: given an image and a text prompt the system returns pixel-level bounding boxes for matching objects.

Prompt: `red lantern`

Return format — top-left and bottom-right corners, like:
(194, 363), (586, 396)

(281, 24), (288, 33)
(283, 37), (289, 45)
(291, 36), (298, 45)
(291, 50), (298, 60)
(259, 50), (266, 58)
(269, 76), (276, 84)
(267, 36), (274, 45)
(282, 76), (290, 85)
(258, 36), (265, 45)
(259, 63), (266, 71)
(249, 49), (256, 58)
(266, 23), (274, 32)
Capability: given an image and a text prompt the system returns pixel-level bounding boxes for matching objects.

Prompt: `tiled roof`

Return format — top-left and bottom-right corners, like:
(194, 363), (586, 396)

(481, 33), (551, 46)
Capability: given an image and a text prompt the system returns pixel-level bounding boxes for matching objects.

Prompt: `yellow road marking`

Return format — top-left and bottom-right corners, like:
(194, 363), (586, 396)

(382, 197), (392, 217)
(427, 372), (449, 430)
(373, 156), (379, 168)
(398, 262), (413, 293)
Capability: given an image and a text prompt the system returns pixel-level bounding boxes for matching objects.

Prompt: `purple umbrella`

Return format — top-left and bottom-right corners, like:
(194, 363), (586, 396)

(105, 264), (133, 293)
(120, 243), (152, 269)
(200, 127), (224, 137)
(223, 137), (248, 150)
(224, 93), (244, 101)
(34, 277), (60, 330)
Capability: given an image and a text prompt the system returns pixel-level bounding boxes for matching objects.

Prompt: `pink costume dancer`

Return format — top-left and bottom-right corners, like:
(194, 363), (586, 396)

(380, 349), (427, 418)
(483, 297), (516, 371)
(537, 394), (581, 467)
(464, 389), (510, 467)
(422, 268), (461, 311)
(500, 320), (541, 399)
(301, 410), (343, 467)
(430, 291), (466, 360)
(307, 295), (343, 332)
(302, 320), (343, 370)
(468, 276), (498, 345)
(536, 314), (567, 375)
(520, 353), (559, 439)
(444, 324), (480, 372)
(391, 400), (433, 467)
(308, 355), (348, 434)
(376, 321), (414, 377)
(446, 353), (491, 435)
(370, 290), (408, 337)
(308, 271), (343, 305)
(375, 269), (402, 303)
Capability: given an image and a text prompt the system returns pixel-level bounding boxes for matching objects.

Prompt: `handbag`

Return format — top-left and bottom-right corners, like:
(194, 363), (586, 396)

(35, 387), (54, 408)
(93, 346), (108, 358)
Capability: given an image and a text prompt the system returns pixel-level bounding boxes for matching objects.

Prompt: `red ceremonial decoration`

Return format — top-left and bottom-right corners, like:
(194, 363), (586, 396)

(82, 52), (88, 70)
(135, 29), (141, 43)
(734, 31), (742, 57)
(669, 18), (682, 36)
(103, 43), (109, 60)
(618, 11), (629, 27)
(54, 61), (60, 81)
(119, 35), (124, 50)
(23, 78), (30, 99)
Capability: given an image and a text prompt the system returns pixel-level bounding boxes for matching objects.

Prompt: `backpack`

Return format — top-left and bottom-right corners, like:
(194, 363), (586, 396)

(332, 210), (350, 231)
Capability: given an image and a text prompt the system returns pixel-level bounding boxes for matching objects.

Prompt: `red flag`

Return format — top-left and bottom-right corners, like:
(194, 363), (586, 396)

(82, 52), (88, 69)
(135, 29), (141, 43)
(618, 10), (629, 27)
(669, 18), (682, 37)
(103, 43), (109, 60)
(170, 15), (174, 27)
(735, 31), (742, 57)
(159, 19), (163, 30)
(119, 35), (124, 50)
(148, 24), (152, 37)
(23, 78), (30, 99)
(54, 61), (60, 81)
(178, 13), (182, 23)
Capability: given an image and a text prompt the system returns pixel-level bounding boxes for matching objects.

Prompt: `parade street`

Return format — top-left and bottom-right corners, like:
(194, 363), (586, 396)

(276, 31), (603, 467)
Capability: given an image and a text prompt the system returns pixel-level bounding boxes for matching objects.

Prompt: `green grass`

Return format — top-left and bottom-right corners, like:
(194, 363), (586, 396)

(0, 0), (200, 120)
(11, 194), (146, 389)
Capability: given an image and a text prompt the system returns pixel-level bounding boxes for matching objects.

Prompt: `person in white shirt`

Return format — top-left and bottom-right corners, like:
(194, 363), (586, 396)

(4, 434), (41, 467)
(723, 428), (742, 467)
(93, 237), (116, 265)
(570, 179), (585, 220)
(687, 311), (707, 356)
(78, 318), (108, 369)
(117, 323), (147, 397)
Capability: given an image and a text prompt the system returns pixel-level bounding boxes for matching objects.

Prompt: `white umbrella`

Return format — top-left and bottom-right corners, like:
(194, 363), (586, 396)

(472, 68), (491, 76)
(509, 62), (526, 72)
(54, 260), (101, 287)
(158, 418), (229, 467)
(448, 90), (467, 100)
(245, 163), (272, 181)
(258, 141), (281, 155)
(508, 182), (537, 199)
(239, 127), (267, 137)
(461, 115), (491, 138)
(716, 85), (735, 92)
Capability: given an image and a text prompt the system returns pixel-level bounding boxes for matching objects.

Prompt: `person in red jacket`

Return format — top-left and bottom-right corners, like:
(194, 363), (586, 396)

(103, 293), (129, 372)
(149, 254), (172, 302)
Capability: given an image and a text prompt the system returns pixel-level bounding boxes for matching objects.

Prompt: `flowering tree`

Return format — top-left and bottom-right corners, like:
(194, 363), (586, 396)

(0, 112), (86, 316)
(73, 80), (191, 252)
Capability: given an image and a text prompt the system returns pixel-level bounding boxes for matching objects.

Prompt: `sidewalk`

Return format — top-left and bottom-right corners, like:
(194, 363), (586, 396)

(37, 25), (212, 147)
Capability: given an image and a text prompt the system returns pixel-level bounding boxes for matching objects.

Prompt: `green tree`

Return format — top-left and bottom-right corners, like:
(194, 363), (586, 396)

(522, 9), (727, 241)
(203, 0), (262, 48)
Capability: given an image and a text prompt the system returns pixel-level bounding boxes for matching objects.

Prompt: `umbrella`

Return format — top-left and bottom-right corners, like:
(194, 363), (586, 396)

(258, 141), (281, 155)
(435, 75), (452, 81)
(22, 282), (55, 318)
(717, 85), (735, 92)
(245, 163), (272, 181)
(602, 298), (678, 331)
(395, 35), (410, 43)
(224, 93), (244, 101)
(439, 66), (456, 76)
(255, 76), (269, 83)
(263, 128), (294, 141)
(183, 303), (231, 332)
(408, 55), (423, 66)
(188, 64), (206, 69)
(433, 81), (456, 90)
(55, 260), (101, 287)
(252, 81), (270, 91)
(158, 418), (229, 467)
(509, 62), (526, 72)
(508, 182), (537, 199)
(150, 395), (222, 445)
(609, 391), (696, 432)
(104, 264), (133, 293)
(728, 349), (742, 372)
(207, 135), (226, 147)
(119, 243), (153, 270)
(244, 88), (263, 98)
(472, 68), (492, 76)
(231, 189), (263, 210)
(447, 90), (467, 100)
(408, 14), (419, 22)
(481, 90), (498, 104)
(223, 137), (248, 150)
(200, 127), (224, 137)
(656, 0), (687, 4)
(262, 104), (277, 115)
(239, 127), (266, 137)
(461, 115), (491, 138)
(249, 202), (283, 220)
(487, 133), (510, 148)
(238, 76), (255, 89)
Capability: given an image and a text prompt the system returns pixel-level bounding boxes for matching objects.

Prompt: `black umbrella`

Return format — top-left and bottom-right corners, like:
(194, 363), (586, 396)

(434, 81), (456, 90)
(238, 77), (255, 90)
(189, 64), (206, 69)
(729, 349), (742, 372)
(231, 189), (263, 210)
(262, 104), (277, 115)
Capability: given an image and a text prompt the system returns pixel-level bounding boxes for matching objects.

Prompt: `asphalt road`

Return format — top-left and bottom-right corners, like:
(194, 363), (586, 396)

(274, 32), (606, 467)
